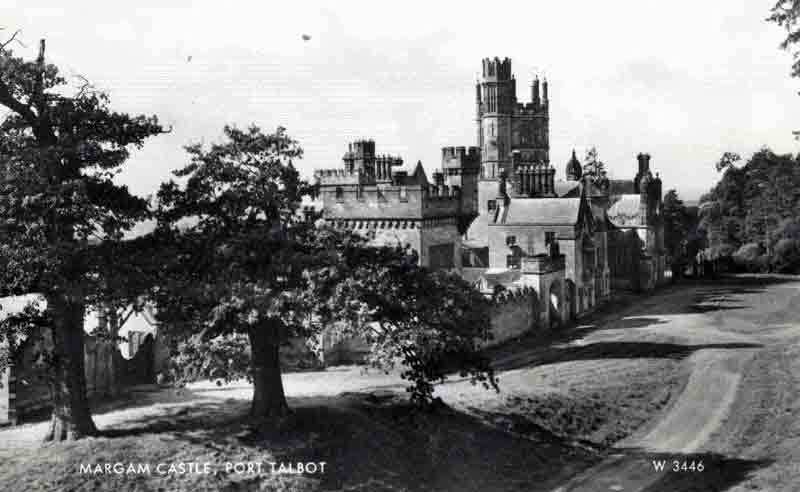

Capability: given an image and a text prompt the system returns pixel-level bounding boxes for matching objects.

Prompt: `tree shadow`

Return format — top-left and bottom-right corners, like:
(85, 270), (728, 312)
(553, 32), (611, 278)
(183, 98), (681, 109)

(94, 393), (602, 492)
(492, 341), (762, 372)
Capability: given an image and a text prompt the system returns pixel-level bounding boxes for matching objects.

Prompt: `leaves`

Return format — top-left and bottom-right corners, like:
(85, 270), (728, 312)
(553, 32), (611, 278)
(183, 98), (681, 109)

(0, 46), (165, 305)
(154, 125), (497, 405)
(699, 148), (800, 271)
(769, 1), (800, 78)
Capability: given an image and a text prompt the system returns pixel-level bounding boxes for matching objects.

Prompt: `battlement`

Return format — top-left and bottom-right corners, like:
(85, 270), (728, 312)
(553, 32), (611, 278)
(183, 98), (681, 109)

(482, 57), (513, 81)
(441, 146), (481, 171)
(320, 181), (463, 220)
(344, 139), (376, 159)
(516, 103), (549, 115)
(315, 169), (367, 186)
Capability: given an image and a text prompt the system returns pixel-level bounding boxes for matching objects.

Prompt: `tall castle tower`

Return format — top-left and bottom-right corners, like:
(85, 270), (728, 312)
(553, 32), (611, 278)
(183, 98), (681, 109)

(468, 57), (553, 246)
(476, 57), (549, 179)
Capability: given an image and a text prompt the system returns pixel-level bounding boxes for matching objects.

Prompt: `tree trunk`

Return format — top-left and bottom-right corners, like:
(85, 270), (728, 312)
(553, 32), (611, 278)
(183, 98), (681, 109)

(247, 323), (290, 423)
(42, 296), (98, 442)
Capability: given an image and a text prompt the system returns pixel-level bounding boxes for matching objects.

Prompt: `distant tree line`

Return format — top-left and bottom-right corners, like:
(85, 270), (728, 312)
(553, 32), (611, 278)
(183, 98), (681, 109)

(698, 149), (800, 273)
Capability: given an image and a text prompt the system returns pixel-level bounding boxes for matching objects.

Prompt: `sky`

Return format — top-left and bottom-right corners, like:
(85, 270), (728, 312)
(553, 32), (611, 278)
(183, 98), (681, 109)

(3, 0), (800, 201)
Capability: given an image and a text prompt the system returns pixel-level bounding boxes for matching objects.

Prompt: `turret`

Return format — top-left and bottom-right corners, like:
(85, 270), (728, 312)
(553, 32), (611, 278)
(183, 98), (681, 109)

(634, 152), (652, 193)
(442, 146), (480, 218)
(532, 77), (541, 108)
(565, 149), (582, 181)
(543, 78), (549, 107)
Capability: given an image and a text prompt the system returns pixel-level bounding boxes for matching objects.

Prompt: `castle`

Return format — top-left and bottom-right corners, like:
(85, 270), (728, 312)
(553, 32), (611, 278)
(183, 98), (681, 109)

(314, 57), (666, 325)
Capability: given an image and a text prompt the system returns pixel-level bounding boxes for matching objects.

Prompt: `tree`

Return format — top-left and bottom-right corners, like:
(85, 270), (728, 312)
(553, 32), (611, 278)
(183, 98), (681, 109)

(662, 189), (690, 270)
(0, 37), (165, 441)
(324, 247), (498, 405)
(154, 125), (497, 424)
(699, 148), (800, 271)
(582, 146), (606, 180)
(769, 1), (800, 78)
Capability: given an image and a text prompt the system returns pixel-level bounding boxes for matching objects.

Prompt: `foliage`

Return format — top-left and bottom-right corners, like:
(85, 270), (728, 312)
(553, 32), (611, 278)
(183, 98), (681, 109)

(661, 189), (692, 266)
(582, 146), (606, 179)
(0, 41), (165, 310)
(0, 40), (164, 370)
(769, 1), (800, 78)
(772, 238), (800, 272)
(169, 333), (252, 385)
(732, 242), (769, 272)
(153, 125), (497, 408)
(698, 148), (800, 271)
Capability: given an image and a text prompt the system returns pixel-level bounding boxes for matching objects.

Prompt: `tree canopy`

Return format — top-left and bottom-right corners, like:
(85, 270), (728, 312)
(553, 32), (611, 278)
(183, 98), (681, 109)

(153, 125), (498, 424)
(698, 148), (800, 272)
(0, 38), (165, 441)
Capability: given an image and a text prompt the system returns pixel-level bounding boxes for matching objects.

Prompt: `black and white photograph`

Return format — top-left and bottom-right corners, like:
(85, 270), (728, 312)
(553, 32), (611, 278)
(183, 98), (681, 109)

(2, 1), (800, 490)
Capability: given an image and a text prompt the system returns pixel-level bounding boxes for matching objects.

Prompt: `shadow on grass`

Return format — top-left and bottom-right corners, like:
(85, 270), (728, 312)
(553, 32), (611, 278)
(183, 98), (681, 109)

(492, 341), (763, 372)
(96, 393), (600, 492)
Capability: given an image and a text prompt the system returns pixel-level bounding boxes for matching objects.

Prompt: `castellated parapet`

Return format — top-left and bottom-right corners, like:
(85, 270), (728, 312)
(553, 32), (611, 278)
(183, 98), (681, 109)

(441, 146), (481, 173)
(315, 140), (479, 222)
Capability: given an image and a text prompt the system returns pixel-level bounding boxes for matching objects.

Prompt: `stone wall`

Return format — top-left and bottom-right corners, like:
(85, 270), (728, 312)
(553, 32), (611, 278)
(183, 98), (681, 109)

(0, 367), (10, 425)
(0, 328), (164, 424)
(483, 288), (539, 347)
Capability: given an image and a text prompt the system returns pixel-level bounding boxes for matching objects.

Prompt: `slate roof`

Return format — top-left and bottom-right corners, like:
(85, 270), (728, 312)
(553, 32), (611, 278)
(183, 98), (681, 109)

(607, 194), (643, 227)
(496, 197), (583, 225)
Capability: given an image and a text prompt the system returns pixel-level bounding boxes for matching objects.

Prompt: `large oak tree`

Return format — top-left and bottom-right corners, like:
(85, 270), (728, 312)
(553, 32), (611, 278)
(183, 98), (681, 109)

(0, 38), (165, 441)
(154, 125), (497, 424)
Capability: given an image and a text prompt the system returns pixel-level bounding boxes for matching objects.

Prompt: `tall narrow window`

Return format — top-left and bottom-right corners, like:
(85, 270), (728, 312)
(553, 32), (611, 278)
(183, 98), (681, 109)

(335, 187), (344, 202)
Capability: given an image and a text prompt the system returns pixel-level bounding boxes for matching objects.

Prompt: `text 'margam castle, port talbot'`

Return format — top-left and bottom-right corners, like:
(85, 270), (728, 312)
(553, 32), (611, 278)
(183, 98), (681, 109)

(312, 57), (667, 326)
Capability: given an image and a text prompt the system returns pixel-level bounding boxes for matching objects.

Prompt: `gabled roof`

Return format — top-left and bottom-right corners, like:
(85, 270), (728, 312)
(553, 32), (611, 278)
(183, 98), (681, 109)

(411, 161), (428, 185)
(496, 197), (584, 226)
(607, 194), (643, 227)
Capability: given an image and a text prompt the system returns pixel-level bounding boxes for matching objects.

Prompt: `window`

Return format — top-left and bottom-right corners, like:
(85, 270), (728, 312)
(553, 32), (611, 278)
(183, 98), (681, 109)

(506, 235), (516, 247)
(545, 231), (556, 245)
(356, 184), (364, 201)
(335, 187), (344, 202)
(399, 186), (408, 202)
(487, 199), (497, 212)
(428, 243), (454, 269)
(506, 254), (521, 269)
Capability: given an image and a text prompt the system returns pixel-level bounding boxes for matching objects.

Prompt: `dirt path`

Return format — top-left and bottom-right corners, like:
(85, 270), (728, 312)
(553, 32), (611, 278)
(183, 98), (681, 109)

(553, 278), (800, 492)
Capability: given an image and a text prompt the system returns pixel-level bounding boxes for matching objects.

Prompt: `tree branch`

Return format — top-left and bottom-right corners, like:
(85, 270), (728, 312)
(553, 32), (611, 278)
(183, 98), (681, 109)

(0, 28), (22, 52)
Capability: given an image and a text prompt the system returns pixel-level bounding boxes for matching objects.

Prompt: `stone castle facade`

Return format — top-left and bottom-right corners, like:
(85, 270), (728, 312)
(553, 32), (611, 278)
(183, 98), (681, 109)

(315, 57), (667, 326)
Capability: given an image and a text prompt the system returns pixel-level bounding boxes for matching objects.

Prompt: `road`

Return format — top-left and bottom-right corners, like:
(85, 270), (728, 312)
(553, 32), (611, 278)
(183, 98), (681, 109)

(552, 277), (800, 492)
(2, 276), (799, 492)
